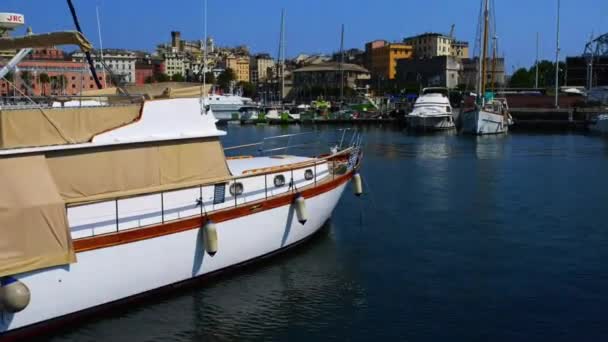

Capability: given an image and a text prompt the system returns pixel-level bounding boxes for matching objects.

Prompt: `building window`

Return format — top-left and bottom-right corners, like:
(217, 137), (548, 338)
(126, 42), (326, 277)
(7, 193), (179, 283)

(71, 76), (76, 80)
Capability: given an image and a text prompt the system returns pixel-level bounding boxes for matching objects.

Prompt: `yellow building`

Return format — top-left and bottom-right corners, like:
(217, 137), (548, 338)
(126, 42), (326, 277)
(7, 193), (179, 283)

(370, 43), (413, 80)
(403, 33), (469, 59)
(225, 56), (250, 82)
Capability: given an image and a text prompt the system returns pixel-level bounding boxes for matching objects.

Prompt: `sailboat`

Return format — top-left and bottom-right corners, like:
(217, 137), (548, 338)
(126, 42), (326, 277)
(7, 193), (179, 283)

(461, 0), (512, 135)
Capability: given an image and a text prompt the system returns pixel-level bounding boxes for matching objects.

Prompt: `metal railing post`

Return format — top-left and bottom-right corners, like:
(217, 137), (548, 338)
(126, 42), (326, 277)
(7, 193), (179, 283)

(314, 161), (317, 186)
(161, 192), (164, 224)
(115, 199), (119, 232)
(264, 173), (268, 199)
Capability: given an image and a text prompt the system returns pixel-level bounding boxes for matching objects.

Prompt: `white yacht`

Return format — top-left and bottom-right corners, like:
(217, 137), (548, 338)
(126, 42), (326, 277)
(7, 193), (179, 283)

(205, 93), (257, 121)
(406, 88), (455, 131)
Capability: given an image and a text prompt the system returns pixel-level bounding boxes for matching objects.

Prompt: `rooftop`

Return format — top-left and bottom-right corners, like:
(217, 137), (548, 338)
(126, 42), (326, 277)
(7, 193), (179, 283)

(293, 62), (369, 74)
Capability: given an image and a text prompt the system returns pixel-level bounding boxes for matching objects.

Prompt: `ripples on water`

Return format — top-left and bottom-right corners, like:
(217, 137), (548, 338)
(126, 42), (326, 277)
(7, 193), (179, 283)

(50, 126), (608, 341)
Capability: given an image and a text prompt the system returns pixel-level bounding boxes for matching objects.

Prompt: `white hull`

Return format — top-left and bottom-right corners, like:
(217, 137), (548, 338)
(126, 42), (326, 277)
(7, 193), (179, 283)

(1, 181), (348, 334)
(461, 109), (509, 135)
(407, 115), (455, 130)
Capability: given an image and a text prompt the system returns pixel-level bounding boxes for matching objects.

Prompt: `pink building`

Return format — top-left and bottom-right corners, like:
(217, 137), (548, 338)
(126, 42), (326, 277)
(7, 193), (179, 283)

(0, 59), (106, 97)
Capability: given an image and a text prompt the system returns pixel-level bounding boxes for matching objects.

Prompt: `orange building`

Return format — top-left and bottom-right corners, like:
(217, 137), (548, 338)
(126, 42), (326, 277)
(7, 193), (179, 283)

(369, 43), (413, 80)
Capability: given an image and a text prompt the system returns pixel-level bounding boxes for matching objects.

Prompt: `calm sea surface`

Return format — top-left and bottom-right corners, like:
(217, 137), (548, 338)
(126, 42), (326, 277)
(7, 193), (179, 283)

(49, 125), (608, 341)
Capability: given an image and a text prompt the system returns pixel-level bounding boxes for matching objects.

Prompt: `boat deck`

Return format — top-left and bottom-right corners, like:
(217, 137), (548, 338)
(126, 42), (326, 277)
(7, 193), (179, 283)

(227, 155), (314, 175)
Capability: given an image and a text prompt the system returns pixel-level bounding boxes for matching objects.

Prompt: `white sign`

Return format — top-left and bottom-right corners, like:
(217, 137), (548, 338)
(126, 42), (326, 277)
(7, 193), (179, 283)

(0, 13), (25, 29)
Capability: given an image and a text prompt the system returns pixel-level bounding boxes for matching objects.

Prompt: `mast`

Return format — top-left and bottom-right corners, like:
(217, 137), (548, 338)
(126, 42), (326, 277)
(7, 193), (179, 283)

(480, 0), (490, 98)
(339, 24), (345, 104)
(95, 5), (106, 88)
(491, 35), (497, 91)
(535, 32), (540, 88)
(554, 0), (561, 108)
(66, 0), (103, 90)
(201, 0), (208, 114)
(278, 9), (286, 102)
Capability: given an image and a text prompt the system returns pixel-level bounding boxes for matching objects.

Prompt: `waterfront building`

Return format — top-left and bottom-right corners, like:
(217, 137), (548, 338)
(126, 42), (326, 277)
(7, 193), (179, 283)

(403, 32), (469, 59)
(250, 53), (275, 84)
(396, 56), (462, 89)
(367, 42), (413, 80)
(72, 49), (136, 84)
(225, 56), (250, 82)
(460, 57), (506, 89)
(291, 62), (370, 100)
(0, 59), (103, 96)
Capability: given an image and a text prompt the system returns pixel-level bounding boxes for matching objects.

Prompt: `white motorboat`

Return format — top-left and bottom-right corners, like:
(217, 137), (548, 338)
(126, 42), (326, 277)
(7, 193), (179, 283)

(205, 93), (256, 121)
(0, 31), (364, 340)
(406, 88), (455, 131)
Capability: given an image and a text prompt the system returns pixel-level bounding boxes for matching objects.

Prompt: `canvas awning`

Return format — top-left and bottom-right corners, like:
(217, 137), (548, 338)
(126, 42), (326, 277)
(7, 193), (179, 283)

(0, 31), (93, 51)
(0, 155), (76, 277)
(0, 104), (142, 149)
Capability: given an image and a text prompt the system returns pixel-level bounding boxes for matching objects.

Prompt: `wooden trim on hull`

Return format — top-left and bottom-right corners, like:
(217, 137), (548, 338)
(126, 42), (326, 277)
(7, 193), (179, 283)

(0, 220), (332, 342)
(73, 170), (354, 253)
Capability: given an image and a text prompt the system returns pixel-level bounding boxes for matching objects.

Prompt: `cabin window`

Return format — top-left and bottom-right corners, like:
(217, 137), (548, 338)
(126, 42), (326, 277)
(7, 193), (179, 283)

(304, 169), (314, 180)
(229, 182), (244, 196)
(446, 106), (451, 113)
(274, 175), (286, 187)
(213, 183), (226, 204)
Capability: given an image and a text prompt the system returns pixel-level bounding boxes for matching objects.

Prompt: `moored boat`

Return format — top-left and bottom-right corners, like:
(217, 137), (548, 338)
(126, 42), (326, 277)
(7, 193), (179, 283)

(0, 31), (363, 340)
(406, 87), (455, 131)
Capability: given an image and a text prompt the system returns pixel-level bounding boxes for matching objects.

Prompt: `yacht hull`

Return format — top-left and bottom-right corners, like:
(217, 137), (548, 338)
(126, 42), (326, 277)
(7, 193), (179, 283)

(0, 175), (351, 340)
(407, 115), (455, 131)
(461, 109), (508, 135)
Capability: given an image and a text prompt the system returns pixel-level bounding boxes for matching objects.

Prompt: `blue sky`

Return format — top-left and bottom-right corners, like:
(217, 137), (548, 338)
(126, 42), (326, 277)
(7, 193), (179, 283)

(3, 0), (607, 74)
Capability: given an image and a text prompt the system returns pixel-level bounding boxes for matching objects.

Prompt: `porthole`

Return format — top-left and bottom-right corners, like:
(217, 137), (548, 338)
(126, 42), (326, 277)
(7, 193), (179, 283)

(304, 169), (314, 180)
(229, 182), (244, 196)
(274, 175), (286, 187)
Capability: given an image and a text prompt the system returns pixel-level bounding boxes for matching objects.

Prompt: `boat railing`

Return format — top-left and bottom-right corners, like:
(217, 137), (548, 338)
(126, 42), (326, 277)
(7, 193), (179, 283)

(224, 128), (361, 157)
(67, 145), (362, 240)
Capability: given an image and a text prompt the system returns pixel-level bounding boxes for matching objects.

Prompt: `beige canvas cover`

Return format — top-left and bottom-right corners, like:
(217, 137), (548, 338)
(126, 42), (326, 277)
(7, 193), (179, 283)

(0, 155), (75, 277)
(0, 31), (92, 51)
(46, 138), (230, 202)
(0, 104), (141, 149)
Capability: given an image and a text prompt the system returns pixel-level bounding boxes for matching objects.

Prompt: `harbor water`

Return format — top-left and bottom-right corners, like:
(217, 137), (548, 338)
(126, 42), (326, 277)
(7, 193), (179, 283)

(49, 125), (608, 341)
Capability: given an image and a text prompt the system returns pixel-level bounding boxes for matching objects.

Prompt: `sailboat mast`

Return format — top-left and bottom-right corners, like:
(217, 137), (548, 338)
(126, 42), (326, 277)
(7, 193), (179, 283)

(491, 36), (497, 91)
(480, 0), (490, 96)
(201, 0), (208, 114)
(95, 6), (106, 88)
(339, 24), (344, 104)
(279, 9), (286, 102)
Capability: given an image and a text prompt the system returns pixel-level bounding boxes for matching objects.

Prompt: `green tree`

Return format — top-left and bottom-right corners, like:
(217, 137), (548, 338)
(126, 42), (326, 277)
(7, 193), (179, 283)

(204, 71), (216, 84)
(238, 81), (256, 98)
(154, 73), (170, 82)
(509, 68), (533, 88)
(20, 71), (33, 95)
(217, 68), (236, 92)
(39, 73), (50, 96)
(171, 73), (185, 82)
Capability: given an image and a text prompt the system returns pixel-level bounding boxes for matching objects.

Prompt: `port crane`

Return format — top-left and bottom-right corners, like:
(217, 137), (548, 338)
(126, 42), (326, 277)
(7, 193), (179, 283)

(584, 32), (608, 89)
